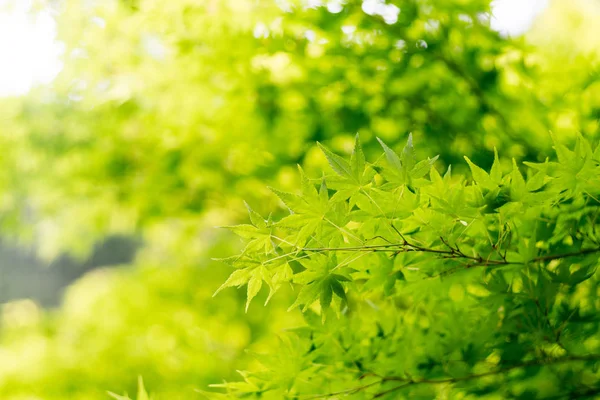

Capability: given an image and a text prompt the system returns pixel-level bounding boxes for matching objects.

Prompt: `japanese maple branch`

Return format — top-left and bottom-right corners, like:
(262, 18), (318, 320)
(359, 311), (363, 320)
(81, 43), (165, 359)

(300, 241), (600, 269)
(304, 353), (600, 399)
(373, 353), (600, 398)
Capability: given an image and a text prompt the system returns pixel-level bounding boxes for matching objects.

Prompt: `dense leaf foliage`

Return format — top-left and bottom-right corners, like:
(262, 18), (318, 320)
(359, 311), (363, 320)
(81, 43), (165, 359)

(214, 135), (600, 398)
(0, 0), (597, 258)
(0, 0), (598, 399)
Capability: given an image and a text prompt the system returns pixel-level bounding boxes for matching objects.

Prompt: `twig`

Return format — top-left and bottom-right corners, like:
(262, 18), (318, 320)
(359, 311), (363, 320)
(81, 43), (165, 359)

(373, 353), (600, 398)
(305, 354), (600, 399)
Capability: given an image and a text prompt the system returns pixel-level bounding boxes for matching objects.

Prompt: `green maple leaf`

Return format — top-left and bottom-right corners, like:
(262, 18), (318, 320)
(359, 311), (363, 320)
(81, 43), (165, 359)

(214, 252), (293, 311)
(273, 167), (350, 247)
(378, 134), (438, 191)
(288, 253), (349, 313)
(319, 134), (376, 203)
(221, 203), (274, 253)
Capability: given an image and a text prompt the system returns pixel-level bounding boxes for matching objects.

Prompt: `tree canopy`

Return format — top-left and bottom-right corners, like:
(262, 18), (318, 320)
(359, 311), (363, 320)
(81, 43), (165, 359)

(0, 0), (598, 399)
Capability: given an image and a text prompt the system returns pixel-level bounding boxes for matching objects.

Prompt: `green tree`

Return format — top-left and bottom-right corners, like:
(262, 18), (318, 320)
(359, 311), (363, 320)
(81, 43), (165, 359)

(4, 0), (596, 257)
(214, 134), (600, 399)
(0, 0), (598, 399)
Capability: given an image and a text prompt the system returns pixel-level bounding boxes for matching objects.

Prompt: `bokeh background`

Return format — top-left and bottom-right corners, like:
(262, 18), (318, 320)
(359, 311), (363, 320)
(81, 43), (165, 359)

(0, 0), (598, 398)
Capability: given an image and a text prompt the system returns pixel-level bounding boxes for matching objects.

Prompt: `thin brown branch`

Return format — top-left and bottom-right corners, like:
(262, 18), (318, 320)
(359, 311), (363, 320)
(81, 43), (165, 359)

(374, 354), (600, 398)
(531, 247), (600, 263)
(304, 354), (600, 399)
(300, 379), (382, 400)
(300, 243), (600, 277)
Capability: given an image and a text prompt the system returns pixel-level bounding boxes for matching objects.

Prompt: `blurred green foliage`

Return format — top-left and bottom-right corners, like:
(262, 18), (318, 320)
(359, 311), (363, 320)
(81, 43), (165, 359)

(0, 259), (299, 399)
(0, 0), (597, 258)
(0, 0), (597, 398)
